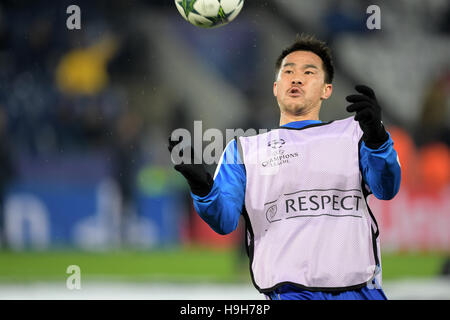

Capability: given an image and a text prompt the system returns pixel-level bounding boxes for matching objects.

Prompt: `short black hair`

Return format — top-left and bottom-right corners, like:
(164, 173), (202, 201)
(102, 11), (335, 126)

(275, 34), (334, 84)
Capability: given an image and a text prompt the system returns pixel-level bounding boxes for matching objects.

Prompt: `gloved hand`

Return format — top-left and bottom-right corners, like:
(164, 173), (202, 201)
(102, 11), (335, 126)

(346, 85), (389, 149)
(168, 135), (213, 197)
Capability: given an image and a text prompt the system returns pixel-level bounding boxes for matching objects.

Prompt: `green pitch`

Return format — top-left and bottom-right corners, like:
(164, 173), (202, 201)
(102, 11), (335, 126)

(0, 247), (446, 283)
(0, 246), (243, 283)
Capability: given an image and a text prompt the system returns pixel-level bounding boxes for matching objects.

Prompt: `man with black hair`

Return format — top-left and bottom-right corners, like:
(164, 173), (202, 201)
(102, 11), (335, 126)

(169, 34), (401, 300)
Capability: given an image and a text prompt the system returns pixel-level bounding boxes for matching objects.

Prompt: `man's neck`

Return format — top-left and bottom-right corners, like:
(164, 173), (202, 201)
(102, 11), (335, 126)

(279, 110), (320, 126)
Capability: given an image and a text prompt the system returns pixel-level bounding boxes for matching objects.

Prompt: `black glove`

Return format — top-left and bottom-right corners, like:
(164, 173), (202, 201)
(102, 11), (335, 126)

(168, 135), (213, 197)
(346, 85), (389, 149)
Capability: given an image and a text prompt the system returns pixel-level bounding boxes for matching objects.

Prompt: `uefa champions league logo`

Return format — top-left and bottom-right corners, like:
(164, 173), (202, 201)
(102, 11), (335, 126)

(267, 139), (286, 149)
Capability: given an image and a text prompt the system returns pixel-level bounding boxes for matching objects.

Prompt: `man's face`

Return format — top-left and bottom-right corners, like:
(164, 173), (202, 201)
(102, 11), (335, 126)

(273, 50), (332, 117)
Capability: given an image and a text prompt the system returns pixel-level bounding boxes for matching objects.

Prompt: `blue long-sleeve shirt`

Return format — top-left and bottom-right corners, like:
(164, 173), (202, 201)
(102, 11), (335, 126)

(191, 120), (401, 235)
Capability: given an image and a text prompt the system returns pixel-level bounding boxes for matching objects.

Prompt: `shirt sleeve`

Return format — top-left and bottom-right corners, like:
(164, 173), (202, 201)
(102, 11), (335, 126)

(359, 131), (402, 200)
(190, 139), (246, 235)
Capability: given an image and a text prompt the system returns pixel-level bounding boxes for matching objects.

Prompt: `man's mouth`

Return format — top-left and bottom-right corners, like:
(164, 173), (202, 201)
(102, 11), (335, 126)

(288, 87), (303, 97)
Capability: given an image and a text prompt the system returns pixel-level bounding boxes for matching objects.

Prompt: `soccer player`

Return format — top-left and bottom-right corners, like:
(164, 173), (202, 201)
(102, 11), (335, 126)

(168, 34), (401, 300)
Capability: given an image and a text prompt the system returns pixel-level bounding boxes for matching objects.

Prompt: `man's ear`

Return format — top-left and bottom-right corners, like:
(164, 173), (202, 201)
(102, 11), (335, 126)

(273, 81), (278, 97)
(320, 83), (333, 100)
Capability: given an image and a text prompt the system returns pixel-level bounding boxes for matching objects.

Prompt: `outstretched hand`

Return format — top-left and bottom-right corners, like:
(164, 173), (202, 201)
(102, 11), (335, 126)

(346, 85), (388, 149)
(168, 135), (213, 197)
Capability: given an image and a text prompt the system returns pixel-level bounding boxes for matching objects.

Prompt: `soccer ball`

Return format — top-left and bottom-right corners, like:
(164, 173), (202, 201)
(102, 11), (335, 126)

(174, 0), (244, 28)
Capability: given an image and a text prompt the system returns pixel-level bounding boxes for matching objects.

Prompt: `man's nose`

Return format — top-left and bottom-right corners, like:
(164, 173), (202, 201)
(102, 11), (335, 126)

(291, 80), (302, 86)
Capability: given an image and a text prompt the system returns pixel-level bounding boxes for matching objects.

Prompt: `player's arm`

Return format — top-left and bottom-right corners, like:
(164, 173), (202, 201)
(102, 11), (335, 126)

(346, 85), (401, 200)
(168, 137), (245, 235)
(359, 133), (401, 200)
(191, 140), (245, 234)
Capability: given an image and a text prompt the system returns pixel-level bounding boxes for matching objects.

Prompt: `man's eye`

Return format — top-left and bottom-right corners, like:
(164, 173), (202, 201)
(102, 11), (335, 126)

(284, 70), (293, 74)
(305, 71), (314, 75)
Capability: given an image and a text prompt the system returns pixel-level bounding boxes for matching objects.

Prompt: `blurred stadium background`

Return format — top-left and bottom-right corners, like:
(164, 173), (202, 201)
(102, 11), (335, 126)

(0, 0), (448, 299)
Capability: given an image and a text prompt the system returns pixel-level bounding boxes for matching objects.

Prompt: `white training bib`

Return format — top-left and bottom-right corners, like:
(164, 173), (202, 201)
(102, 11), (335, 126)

(238, 116), (381, 292)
